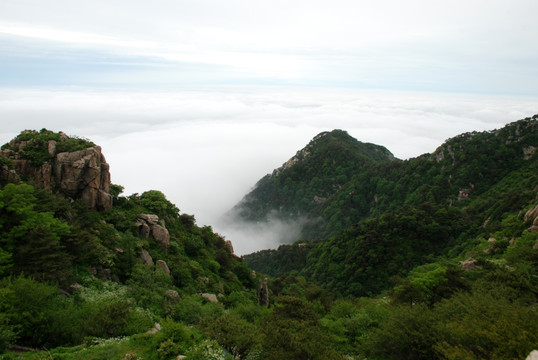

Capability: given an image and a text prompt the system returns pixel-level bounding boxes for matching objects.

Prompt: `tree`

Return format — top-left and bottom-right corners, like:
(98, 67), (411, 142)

(0, 184), (72, 281)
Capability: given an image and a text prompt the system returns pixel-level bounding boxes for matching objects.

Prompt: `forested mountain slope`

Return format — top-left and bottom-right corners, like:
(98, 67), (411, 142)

(227, 129), (395, 224)
(0, 129), (255, 356)
(244, 116), (538, 297)
(1, 122), (537, 360)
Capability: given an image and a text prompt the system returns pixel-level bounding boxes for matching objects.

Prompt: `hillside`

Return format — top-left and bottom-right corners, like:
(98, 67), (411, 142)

(0, 129), (257, 358)
(1, 123), (537, 360)
(244, 116), (538, 295)
(227, 129), (395, 225)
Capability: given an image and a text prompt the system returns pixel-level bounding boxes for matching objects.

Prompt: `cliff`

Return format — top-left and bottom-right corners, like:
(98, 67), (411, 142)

(0, 129), (112, 210)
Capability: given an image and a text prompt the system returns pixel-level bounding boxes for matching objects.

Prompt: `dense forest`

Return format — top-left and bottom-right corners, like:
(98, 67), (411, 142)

(0, 116), (537, 359)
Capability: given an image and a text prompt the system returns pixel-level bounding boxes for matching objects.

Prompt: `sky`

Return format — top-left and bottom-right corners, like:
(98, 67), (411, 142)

(1, 0), (538, 254)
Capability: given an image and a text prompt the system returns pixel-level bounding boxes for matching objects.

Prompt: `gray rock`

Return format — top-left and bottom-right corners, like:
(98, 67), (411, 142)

(147, 322), (161, 335)
(0, 137), (112, 211)
(139, 213), (159, 225)
(136, 214), (170, 251)
(461, 258), (477, 271)
(156, 259), (170, 275)
(140, 249), (153, 266)
(135, 218), (151, 238)
(201, 293), (218, 303)
(152, 224), (170, 251)
(166, 289), (179, 299)
(526, 350), (538, 360)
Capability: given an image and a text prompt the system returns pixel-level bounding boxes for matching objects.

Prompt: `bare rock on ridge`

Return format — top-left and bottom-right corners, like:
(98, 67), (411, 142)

(1, 132), (112, 210)
(136, 214), (170, 251)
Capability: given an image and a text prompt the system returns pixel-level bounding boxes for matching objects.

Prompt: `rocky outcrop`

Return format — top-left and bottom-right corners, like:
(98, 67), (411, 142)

(1, 134), (112, 210)
(136, 214), (170, 251)
(201, 293), (218, 303)
(526, 350), (538, 360)
(524, 205), (538, 232)
(461, 258), (477, 271)
(139, 249), (154, 266)
(166, 289), (179, 299)
(156, 259), (170, 275)
(225, 240), (234, 254)
(523, 146), (536, 160)
(147, 323), (162, 335)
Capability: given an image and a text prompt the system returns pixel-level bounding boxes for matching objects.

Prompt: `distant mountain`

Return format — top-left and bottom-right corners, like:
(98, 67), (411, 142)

(243, 115), (538, 296)
(227, 129), (395, 228)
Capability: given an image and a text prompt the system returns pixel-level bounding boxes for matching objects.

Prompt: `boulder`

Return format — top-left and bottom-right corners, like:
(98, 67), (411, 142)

(201, 293), (218, 303)
(135, 218), (151, 238)
(461, 258), (477, 271)
(525, 205), (538, 232)
(166, 289), (179, 299)
(525, 205), (538, 223)
(136, 214), (170, 251)
(70, 283), (84, 292)
(140, 249), (154, 266)
(156, 259), (170, 275)
(147, 323), (161, 335)
(139, 213), (159, 225)
(152, 224), (170, 251)
(526, 350), (538, 360)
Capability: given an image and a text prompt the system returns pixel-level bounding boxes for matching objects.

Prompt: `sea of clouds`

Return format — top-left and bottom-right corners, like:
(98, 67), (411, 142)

(1, 86), (536, 254)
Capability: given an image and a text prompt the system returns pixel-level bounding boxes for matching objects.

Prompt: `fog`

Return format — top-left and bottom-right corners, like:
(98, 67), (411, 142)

(0, 86), (537, 254)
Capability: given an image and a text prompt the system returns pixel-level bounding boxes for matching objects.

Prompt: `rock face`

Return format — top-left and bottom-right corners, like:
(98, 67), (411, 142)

(1, 135), (112, 210)
(136, 214), (171, 251)
(225, 240), (234, 254)
(524, 205), (538, 232)
(139, 249), (154, 266)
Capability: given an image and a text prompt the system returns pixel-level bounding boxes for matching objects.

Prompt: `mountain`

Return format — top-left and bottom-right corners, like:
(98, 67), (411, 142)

(244, 116), (538, 296)
(227, 129), (395, 230)
(0, 129), (256, 354)
(1, 123), (537, 360)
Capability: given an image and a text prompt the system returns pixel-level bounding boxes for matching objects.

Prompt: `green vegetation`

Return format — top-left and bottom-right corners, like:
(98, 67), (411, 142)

(230, 129), (395, 224)
(1, 118), (537, 359)
(244, 118), (538, 295)
(1, 129), (95, 166)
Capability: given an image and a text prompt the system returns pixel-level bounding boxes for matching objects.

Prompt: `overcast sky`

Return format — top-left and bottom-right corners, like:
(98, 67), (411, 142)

(1, 0), (537, 253)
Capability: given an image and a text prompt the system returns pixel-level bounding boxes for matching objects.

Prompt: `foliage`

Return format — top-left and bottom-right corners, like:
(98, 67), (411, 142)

(231, 129), (395, 224)
(1, 119), (537, 358)
(0, 183), (72, 281)
(3, 129), (95, 166)
(260, 296), (344, 360)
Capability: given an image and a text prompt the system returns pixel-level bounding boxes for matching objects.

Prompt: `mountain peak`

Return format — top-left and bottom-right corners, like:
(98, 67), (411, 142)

(229, 129), (396, 224)
(0, 129), (112, 210)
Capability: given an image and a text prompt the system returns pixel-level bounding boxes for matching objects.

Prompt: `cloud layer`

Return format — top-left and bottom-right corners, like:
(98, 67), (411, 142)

(1, 86), (536, 253)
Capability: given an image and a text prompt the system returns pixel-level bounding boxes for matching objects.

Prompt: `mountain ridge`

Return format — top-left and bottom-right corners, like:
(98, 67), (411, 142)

(227, 129), (396, 225)
(243, 116), (538, 296)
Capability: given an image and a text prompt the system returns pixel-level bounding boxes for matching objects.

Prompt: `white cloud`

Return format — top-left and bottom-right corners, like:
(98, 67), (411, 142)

(1, 1), (538, 92)
(1, 86), (536, 254)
